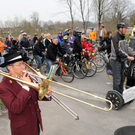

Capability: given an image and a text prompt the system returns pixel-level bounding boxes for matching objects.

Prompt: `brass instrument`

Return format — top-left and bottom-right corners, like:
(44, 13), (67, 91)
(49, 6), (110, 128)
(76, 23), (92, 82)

(0, 63), (113, 120)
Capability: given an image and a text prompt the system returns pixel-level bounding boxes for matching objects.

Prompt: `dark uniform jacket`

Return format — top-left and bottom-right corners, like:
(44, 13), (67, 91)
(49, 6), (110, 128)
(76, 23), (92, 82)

(46, 42), (65, 61)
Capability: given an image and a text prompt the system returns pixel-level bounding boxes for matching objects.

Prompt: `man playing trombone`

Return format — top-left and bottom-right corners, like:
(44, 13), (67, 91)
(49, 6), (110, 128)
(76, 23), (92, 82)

(0, 51), (52, 135)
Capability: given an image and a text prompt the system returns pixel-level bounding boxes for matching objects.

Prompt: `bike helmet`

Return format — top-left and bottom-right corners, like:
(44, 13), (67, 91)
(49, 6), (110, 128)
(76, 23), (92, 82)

(22, 32), (27, 36)
(82, 31), (85, 34)
(58, 31), (62, 34)
(65, 29), (69, 32)
(63, 35), (68, 42)
(117, 22), (129, 30)
(76, 29), (82, 33)
(20, 30), (24, 33)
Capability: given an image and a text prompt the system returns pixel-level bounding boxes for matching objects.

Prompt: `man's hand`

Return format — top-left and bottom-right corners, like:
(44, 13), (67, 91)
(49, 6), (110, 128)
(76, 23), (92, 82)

(46, 89), (52, 96)
(21, 72), (31, 87)
(63, 54), (67, 57)
(22, 47), (25, 49)
(82, 49), (85, 52)
(45, 48), (47, 52)
(56, 58), (59, 61)
(127, 56), (134, 61)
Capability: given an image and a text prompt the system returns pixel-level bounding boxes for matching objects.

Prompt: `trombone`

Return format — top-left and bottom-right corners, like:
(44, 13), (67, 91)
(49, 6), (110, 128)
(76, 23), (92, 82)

(0, 63), (113, 120)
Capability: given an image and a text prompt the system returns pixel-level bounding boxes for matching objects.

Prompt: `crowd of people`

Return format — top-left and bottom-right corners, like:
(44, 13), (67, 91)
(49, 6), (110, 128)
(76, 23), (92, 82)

(1, 22), (135, 135)
(0, 24), (112, 73)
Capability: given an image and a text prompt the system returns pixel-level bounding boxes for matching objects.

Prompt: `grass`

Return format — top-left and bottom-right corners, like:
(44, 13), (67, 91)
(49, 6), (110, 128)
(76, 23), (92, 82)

(0, 99), (4, 105)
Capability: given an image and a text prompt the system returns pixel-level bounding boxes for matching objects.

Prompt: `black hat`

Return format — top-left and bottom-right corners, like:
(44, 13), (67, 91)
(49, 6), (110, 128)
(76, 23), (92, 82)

(0, 51), (29, 67)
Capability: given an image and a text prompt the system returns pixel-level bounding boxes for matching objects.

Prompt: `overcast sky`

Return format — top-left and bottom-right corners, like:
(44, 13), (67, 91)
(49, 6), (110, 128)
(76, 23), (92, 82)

(0, 0), (135, 24)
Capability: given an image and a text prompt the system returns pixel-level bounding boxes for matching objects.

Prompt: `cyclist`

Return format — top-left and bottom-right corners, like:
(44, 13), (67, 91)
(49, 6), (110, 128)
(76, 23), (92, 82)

(64, 29), (70, 36)
(33, 37), (46, 72)
(73, 27), (78, 37)
(45, 37), (67, 75)
(4, 37), (12, 52)
(45, 33), (52, 50)
(33, 33), (38, 44)
(19, 33), (30, 57)
(110, 22), (135, 94)
(57, 31), (63, 44)
(73, 30), (85, 60)
(60, 35), (72, 64)
(68, 31), (75, 49)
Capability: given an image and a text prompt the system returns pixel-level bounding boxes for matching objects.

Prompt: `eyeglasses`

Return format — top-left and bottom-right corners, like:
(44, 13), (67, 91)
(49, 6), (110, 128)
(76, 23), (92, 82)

(12, 62), (25, 67)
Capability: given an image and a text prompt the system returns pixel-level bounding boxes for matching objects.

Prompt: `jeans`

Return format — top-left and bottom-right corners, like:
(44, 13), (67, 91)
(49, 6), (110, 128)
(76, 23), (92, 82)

(34, 54), (45, 69)
(110, 59), (125, 94)
(45, 59), (60, 75)
(100, 37), (103, 46)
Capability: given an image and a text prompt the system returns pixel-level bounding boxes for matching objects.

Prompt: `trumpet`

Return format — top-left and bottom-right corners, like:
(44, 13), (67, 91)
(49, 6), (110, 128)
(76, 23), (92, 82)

(0, 63), (113, 120)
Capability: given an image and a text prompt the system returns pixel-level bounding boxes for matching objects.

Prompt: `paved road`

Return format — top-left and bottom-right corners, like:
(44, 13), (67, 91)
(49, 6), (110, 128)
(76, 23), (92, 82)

(0, 70), (135, 135)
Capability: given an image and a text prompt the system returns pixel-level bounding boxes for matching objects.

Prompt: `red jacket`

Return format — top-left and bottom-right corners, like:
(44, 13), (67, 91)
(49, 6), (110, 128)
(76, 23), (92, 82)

(81, 41), (95, 55)
(0, 77), (51, 135)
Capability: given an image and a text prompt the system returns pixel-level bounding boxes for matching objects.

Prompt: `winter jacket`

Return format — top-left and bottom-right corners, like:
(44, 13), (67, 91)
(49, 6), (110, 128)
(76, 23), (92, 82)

(129, 36), (135, 51)
(20, 37), (30, 49)
(33, 42), (45, 56)
(89, 31), (96, 40)
(103, 37), (112, 54)
(57, 35), (63, 44)
(33, 37), (38, 44)
(110, 32), (135, 62)
(60, 41), (71, 55)
(46, 42), (65, 61)
(73, 35), (83, 53)
(45, 39), (52, 49)
(81, 41), (94, 55)
(4, 40), (12, 47)
(73, 30), (77, 37)
(11, 44), (21, 52)
(0, 41), (7, 53)
(68, 36), (75, 48)
(98, 29), (107, 38)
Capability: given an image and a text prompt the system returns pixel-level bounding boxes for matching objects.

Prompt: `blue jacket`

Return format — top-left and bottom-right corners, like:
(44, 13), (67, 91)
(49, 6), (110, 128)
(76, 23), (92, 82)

(57, 35), (63, 44)
(4, 40), (12, 47)
(60, 41), (71, 55)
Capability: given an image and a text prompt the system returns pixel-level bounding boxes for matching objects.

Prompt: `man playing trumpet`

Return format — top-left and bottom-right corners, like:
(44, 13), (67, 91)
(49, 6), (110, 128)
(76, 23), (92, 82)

(0, 51), (52, 135)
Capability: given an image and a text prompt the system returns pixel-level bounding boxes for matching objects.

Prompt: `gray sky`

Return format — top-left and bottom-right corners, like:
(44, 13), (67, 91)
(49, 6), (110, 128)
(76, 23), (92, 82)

(0, 0), (135, 24)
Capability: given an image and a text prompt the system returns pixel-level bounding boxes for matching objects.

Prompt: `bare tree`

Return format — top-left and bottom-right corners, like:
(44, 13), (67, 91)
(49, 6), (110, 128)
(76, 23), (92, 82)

(74, 0), (94, 33)
(59, 0), (74, 31)
(92, 0), (112, 30)
(30, 12), (40, 33)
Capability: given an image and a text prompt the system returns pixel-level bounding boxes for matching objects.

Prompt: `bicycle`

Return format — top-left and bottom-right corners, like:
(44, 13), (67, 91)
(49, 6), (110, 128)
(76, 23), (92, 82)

(68, 53), (88, 79)
(81, 51), (97, 77)
(40, 57), (74, 83)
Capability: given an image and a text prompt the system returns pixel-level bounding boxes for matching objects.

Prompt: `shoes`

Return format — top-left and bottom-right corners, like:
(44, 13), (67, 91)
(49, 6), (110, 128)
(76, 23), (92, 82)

(52, 79), (57, 82)
(55, 73), (60, 76)
(36, 68), (40, 73)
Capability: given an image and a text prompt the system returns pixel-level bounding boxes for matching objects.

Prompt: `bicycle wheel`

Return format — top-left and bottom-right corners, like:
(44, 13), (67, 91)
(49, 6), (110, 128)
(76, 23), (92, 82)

(40, 63), (49, 76)
(92, 56), (106, 73)
(86, 60), (97, 77)
(60, 66), (74, 83)
(31, 58), (37, 69)
(72, 61), (88, 79)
